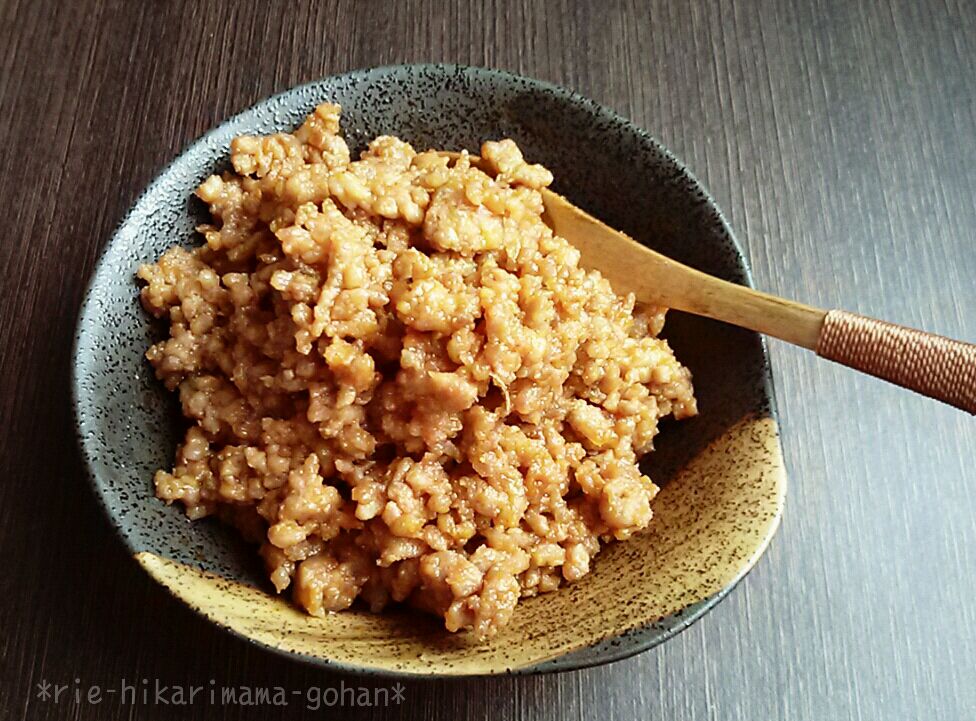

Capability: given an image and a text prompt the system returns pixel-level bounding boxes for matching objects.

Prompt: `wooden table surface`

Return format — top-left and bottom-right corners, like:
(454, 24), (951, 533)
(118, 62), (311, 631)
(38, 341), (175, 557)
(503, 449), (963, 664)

(2, 1), (974, 719)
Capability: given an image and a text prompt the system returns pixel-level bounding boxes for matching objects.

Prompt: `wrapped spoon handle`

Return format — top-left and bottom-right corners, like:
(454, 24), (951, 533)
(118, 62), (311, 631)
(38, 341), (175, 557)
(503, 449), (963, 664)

(816, 310), (976, 414)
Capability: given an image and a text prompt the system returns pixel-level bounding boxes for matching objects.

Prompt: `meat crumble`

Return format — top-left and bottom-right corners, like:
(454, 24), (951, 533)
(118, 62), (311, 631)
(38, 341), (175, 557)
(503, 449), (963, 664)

(138, 103), (696, 638)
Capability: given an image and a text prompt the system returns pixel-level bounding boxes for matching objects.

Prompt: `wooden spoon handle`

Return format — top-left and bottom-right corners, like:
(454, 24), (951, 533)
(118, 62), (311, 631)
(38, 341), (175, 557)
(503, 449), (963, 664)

(492, 168), (976, 414)
(816, 310), (976, 414)
(652, 267), (975, 414)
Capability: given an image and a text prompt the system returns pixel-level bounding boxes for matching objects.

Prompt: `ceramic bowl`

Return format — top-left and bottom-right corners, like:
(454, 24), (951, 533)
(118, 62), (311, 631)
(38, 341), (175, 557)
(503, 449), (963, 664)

(72, 64), (785, 676)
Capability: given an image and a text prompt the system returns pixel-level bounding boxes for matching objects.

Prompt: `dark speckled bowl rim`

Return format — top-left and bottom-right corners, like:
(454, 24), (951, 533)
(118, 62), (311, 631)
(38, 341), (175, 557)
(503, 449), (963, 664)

(71, 63), (780, 679)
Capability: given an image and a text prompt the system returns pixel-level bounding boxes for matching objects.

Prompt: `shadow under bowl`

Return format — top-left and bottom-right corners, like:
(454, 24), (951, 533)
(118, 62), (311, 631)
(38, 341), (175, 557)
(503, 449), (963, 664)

(72, 64), (785, 677)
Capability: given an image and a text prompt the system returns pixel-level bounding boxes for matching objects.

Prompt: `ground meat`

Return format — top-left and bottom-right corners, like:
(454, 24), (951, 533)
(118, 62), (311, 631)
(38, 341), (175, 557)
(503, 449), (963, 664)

(137, 102), (697, 638)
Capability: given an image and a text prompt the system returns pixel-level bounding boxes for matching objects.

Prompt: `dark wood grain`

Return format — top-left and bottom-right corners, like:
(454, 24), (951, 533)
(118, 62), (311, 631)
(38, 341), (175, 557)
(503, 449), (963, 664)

(1, 1), (974, 719)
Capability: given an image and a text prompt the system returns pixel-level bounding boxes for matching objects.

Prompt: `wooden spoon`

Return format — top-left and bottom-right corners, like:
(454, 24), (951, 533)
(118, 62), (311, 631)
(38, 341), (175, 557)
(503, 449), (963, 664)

(445, 152), (976, 414)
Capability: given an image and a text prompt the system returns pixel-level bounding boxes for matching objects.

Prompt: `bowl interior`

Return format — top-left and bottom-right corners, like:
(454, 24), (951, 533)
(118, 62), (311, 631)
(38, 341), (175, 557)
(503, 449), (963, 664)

(73, 64), (784, 676)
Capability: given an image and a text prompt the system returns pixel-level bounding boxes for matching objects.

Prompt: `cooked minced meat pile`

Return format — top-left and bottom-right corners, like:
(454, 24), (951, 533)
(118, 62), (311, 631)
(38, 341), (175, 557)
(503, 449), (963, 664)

(137, 103), (697, 638)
